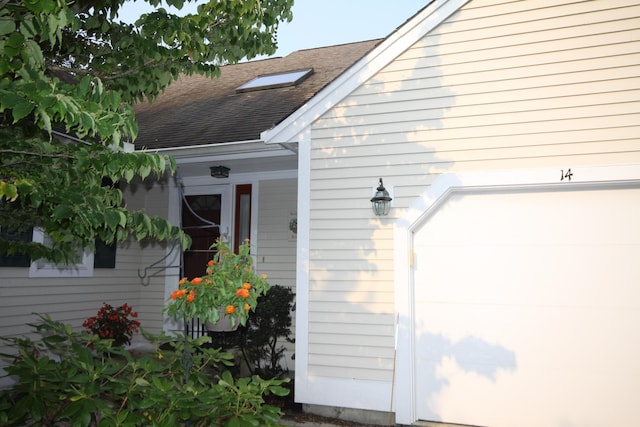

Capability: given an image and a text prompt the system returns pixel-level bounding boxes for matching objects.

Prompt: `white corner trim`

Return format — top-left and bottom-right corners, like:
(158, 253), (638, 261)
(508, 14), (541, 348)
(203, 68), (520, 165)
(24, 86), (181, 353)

(261, 0), (470, 145)
(392, 164), (640, 425)
(294, 128), (311, 391)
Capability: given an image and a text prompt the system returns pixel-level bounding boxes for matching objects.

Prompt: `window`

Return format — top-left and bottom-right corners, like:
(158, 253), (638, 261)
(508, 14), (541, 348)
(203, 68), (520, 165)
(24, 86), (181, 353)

(234, 184), (252, 253)
(0, 227), (116, 275)
(94, 239), (117, 269)
(29, 228), (95, 278)
(0, 227), (32, 267)
(236, 68), (313, 92)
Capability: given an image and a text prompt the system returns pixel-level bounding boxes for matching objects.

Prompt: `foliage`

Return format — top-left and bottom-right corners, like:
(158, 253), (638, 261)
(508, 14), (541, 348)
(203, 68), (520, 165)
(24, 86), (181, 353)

(0, 0), (293, 263)
(0, 314), (289, 427)
(165, 238), (270, 328)
(238, 285), (295, 378)
(82, 303), (140, 346)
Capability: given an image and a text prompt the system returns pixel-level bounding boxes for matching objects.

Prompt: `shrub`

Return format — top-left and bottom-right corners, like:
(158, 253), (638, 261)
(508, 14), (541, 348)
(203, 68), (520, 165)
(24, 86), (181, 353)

(82, 302), (140, 346)
(210, 285), (295, 378)
(0, 315), (288, 427)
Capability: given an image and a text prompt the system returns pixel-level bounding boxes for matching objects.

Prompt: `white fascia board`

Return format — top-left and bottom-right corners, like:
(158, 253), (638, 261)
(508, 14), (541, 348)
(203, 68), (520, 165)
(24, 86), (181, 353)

(261, 0), (470, 145)
(173, 148), (294, 165)
(138, 139), (283, 158)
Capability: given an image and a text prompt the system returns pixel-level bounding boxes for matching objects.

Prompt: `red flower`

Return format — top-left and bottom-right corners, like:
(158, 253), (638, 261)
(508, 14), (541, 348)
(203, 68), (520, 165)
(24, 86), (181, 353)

(83, 303), (140, 346)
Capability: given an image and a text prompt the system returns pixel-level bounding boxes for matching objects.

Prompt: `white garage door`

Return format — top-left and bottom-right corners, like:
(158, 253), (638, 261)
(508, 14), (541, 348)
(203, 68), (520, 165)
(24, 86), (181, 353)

(413, 185), (640, 427)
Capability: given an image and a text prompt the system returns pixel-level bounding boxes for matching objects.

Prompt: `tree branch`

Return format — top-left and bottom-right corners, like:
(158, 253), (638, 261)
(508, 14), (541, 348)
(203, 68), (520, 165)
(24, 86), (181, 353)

(0, 149), (74, 159)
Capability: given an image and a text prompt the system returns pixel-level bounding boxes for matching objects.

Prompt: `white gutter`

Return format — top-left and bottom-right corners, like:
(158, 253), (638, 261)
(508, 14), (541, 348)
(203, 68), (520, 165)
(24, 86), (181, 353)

(140, 138), (263, 153)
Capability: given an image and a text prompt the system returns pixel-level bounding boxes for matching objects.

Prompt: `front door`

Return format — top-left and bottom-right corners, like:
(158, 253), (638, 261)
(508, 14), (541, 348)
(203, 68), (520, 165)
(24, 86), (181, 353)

(182, 187), (230, 278)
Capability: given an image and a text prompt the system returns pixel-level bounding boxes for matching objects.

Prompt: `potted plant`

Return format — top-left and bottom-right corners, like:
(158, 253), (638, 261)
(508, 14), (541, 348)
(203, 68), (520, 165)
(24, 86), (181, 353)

(164, 238), (270, 330)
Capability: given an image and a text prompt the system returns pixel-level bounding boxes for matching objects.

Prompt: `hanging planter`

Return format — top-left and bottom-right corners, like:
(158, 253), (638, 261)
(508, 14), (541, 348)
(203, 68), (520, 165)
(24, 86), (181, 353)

(164, 238), (270, 329)
(205, 307), (240, 332)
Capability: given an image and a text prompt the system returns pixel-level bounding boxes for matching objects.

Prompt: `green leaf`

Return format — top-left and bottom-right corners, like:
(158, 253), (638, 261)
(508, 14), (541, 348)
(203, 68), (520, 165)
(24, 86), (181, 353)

(19, 17), (37, 38)
(135, 377), (150, 387)
(0, 182), (18, 201)
(38, 109), (52, 133)
(1, 92), (25, 109)
(53, 204), (73, 219)
(3, 32), (24, 56)
(22, 40), (44, 66)
(104, 210), (121, 229)
(11, 99), (34, 122)
(123, 168), (134, 183)
(0, 18), (16, 36)
(268, 385), (290, 396)
(139, 164), (151, 180)
(80, 111), (94, 130)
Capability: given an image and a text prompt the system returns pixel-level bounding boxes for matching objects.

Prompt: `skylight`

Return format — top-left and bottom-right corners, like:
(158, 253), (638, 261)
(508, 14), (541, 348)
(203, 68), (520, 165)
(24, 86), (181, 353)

(236, 68), (313, 92)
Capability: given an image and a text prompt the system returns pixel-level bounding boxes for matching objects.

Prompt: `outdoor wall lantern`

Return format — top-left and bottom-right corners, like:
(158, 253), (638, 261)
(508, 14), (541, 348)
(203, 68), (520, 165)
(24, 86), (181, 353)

(210, 166), (230, 178)
(370, 178), (392, 216)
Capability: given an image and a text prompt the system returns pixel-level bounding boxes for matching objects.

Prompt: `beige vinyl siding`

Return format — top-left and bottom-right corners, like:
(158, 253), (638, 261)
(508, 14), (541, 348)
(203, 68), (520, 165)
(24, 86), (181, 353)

(256, 178), (297, 289)
(255, 178), (297, 368)
(307, 0), (640, 381)
(128, 175), (176, 334)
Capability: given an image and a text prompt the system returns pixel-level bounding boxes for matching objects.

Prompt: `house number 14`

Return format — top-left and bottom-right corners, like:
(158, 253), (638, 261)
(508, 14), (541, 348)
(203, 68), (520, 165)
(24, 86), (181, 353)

(560, 168), (573, 181)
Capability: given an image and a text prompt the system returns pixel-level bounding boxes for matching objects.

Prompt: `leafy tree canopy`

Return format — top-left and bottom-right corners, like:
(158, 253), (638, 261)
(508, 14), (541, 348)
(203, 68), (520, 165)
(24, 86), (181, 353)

(0, 0), (293, 263)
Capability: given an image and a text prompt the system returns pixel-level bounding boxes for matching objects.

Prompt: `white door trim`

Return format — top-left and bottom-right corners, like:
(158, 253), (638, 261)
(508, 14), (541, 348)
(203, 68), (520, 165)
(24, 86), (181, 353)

(393, 164), (640, 425)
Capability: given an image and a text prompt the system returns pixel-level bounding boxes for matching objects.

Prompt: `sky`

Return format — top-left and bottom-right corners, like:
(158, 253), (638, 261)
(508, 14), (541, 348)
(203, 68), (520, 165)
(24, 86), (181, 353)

(118, 1), (429, 57)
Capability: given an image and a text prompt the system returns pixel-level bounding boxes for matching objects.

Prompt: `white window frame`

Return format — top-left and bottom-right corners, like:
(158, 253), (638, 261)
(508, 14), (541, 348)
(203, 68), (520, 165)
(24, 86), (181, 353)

(28, 228), (94, 278)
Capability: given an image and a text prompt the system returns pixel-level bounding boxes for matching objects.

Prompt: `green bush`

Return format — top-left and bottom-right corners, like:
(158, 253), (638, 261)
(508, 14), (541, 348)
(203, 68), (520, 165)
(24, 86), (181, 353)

(0, 315), (289, 427)
(209, 285), (295, 379)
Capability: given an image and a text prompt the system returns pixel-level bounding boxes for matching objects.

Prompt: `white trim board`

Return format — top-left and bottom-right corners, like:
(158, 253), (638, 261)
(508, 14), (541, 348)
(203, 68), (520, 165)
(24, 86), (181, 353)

(393, 164), (640, 425)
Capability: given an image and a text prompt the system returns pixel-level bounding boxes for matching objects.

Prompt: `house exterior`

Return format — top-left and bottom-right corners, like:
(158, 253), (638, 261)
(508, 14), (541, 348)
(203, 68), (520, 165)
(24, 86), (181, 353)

(0, 39), (380, 383)
(2, 1), (639, 426)
(260, 0), (640, 426)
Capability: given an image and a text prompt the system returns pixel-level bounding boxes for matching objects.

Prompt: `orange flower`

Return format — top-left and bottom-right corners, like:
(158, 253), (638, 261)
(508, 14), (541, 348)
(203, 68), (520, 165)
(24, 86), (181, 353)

(204, 279), (212, 285)
(191, 277), (203, 285)
(225, 305), (235, 314)
(244, 303), (251, 311)
(207, 260), (215, 266)
(242, 283), (251, 290)
(261, 274), (267, 279)
(236, 288), (250, 298)
(186, 291), (195, 303)
(170, 289), (186, 300)
(178, 277), (187, 286)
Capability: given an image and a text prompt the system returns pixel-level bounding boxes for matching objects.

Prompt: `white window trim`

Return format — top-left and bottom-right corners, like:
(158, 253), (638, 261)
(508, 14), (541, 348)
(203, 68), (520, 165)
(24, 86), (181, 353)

(29, 228), (94, 278)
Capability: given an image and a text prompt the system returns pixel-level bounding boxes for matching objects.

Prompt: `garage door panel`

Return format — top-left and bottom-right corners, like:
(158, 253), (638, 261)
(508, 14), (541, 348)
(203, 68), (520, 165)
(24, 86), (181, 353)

(413, 186), (640, 427)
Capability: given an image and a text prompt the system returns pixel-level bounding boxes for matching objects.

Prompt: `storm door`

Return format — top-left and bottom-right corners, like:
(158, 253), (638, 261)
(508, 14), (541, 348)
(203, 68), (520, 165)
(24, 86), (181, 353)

(181, 194), (223, 279)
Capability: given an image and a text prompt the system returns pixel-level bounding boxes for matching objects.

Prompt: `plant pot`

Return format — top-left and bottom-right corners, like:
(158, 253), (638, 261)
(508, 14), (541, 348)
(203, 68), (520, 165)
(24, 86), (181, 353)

(205, 308), (240, 332)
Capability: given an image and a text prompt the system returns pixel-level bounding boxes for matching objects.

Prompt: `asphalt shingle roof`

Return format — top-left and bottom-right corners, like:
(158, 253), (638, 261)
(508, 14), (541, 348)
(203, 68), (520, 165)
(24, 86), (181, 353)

(134, 39), (382, 150)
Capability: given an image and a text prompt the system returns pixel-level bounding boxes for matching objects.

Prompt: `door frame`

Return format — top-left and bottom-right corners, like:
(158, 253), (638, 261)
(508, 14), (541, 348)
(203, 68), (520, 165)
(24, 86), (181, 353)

(392, 164), (640, 425)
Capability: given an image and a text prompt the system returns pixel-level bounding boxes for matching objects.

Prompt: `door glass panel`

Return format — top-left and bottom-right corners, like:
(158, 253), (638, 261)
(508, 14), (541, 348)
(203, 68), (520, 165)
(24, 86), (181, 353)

(234, 184), (252, 253)
(182, 194), (221, 279)
(238, 194), (251, 243)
